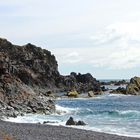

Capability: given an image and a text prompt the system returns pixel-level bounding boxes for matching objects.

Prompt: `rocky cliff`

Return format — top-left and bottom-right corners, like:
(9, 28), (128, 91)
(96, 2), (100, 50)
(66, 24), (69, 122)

(0, 38), (101, 117)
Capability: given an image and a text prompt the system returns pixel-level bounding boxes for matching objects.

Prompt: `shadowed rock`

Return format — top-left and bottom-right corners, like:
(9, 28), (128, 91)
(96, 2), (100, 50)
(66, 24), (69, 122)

(66, 117), (76, 125)
(66, 117), (86, 126)
(76, 121), (86, 125)
(110, 87), (126, 94)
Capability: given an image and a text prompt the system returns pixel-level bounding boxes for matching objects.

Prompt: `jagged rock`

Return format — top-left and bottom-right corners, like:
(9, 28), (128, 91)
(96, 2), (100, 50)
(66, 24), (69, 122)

(114, 80), (128, 86)
(62, 73), (101, 93)
(126, 77), (140, 95)
(66, 117), (86, 126)
(100, 80), (128, 86)
(0, 37), (101, 117)
(110, 87), (126, 94)
(101, 86), (108, 92)
(0, 38), (100, 93)
(66, 117), (77, 125)
(76, 121), (86, 125)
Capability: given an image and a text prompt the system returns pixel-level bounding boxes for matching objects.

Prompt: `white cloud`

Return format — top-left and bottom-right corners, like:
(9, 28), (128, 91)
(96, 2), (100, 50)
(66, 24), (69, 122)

(52, 21), (140, 70)
(107, 21), (140, 40)
(62, 52), (82, 64)
(52, 45), (140, 70)
(1, 0), (140, 71)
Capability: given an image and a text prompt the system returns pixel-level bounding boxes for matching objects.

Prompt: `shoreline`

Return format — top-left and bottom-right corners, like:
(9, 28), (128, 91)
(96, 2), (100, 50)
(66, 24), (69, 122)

(0, 120), (140, 140)
(3, 115), (140, 139)
(2, 94), (140, 139)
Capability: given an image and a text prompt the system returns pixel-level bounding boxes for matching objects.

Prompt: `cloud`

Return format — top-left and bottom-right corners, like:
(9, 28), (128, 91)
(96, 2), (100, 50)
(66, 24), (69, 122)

(62, 52), (82, 64)
(52, 21), (140, 70)
(91, 21), (140, 46)
(52, 45), (140, 70)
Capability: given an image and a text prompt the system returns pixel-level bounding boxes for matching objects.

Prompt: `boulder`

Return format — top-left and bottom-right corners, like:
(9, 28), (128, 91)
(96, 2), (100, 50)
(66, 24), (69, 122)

(76, 121), (86, 125)
(110, 87), (126, 94)
(46, 91), (53, 96)
(67, 90), (78, 97)
(88, 91), (95, 97)
(66, 117), (86, 126)
(126, 77), (140, 95)
(66, 117), (76, 125)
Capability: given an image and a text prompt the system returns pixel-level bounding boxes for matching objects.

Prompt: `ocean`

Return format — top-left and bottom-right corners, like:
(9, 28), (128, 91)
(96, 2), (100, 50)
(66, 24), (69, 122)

(5, 92), (140, 138)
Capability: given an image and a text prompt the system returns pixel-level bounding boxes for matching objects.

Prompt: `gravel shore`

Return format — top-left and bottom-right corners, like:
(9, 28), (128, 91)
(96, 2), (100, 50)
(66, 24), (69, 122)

(0, 120), (139, 140)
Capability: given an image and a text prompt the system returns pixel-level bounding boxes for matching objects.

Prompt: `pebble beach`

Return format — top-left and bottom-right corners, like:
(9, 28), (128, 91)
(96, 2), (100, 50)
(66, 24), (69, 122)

(0, 120), (140, 140)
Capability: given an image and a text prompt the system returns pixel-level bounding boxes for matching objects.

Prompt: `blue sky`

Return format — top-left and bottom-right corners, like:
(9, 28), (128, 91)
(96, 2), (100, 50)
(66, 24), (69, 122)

(1, 0), (140, 79)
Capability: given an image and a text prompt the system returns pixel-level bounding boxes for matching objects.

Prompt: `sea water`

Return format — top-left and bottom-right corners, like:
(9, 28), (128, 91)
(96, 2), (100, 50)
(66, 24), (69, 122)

(5, 93), (140, 138)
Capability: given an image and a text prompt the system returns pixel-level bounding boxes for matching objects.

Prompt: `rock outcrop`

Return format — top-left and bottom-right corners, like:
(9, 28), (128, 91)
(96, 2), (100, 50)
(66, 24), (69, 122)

(66, 117), (86, 126)
(109, 77), (140, 95)
(100, 80), (128, 86)
(110, 87), (126, 94)
(0, 38), (101, 117)
(0, 38), (57, 117)
(126, 77), (140, 95)
(61, 72), (101, 93)
(0, 38), (101, 94)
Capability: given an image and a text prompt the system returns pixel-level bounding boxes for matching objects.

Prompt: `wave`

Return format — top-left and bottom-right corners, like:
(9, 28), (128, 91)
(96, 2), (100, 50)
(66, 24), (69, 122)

(90, 110), (140, 119)
(55, 105), (79, 115)
(55, 104), (140, 119)
(108, 94), (127, 97)
(92, 93), (128, 100)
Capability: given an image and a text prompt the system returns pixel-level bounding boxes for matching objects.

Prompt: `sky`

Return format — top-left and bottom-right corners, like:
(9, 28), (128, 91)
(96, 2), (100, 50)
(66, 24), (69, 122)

(1, 0), (140, 79)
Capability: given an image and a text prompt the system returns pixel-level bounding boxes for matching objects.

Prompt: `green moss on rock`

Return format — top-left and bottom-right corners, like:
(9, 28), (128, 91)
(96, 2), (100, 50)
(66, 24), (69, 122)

(67, 90), (78, 97)
(126, 77), (140, 95)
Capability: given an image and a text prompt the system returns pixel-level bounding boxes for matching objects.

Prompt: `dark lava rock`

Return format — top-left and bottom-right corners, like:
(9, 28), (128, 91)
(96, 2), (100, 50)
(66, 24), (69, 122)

(101, 86), (108, 92)
(62, 72), (101, 93)
(43, 121), (58, 124)
(110, 87), (126, 94)
(0, 38), (100, 94)
(66, 117), (76, 125)
(0, 37), (101, 117)
(76, 121), (86, 126)
(100, 80), (128, 86)
(114, 80), (129, 86)
(66, 117), (86, 126)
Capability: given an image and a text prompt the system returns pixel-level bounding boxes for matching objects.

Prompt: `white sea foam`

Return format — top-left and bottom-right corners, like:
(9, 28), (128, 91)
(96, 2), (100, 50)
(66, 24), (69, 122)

(3, 97), (140, 138)
(55, 105), (79, 115)
(4, 112), (140, 138)
(118, 110), (140, 114)
(108, 94), (126, 97)
(4, 114), (61, 125)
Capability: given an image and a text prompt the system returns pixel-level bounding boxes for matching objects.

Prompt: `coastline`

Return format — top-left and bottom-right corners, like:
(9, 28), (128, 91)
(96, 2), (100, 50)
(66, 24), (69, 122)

(2, 94), (140, 139)
(0, 120), (140, 140)
(0, 39), (140, 139)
